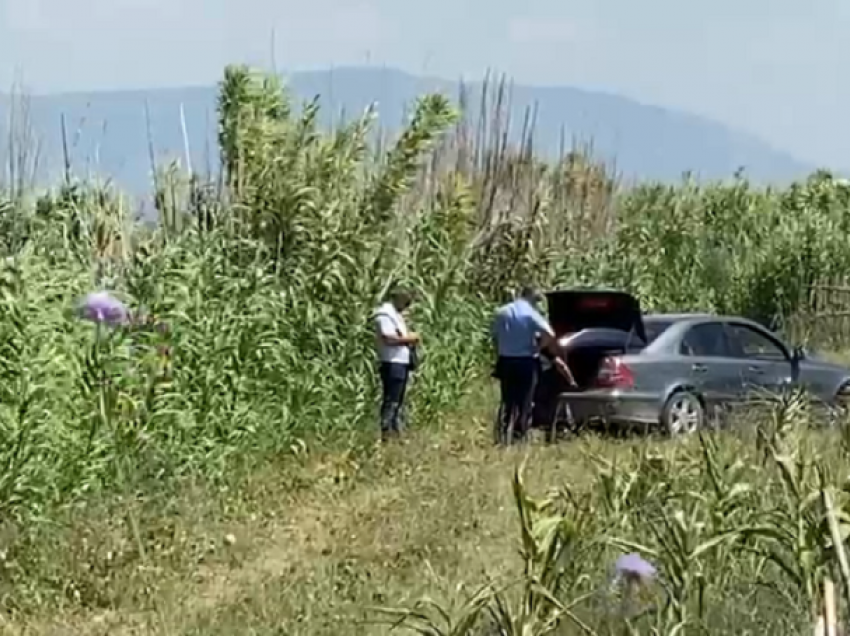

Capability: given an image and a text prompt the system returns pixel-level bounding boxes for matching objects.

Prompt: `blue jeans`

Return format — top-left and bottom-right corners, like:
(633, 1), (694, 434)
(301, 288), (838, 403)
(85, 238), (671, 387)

(379, 362), (409, 437)
(495, 356), (539, 442)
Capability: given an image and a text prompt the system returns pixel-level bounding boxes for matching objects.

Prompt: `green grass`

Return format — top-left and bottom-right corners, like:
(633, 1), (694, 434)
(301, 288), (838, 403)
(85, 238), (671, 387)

(2, 63), (850, 633)
(3, 388), (848, 635)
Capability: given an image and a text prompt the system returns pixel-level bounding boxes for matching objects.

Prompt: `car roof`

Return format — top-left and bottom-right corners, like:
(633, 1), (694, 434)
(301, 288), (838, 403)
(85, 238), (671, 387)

(643, 313), (778, 334)
(639, 312), (784, 355)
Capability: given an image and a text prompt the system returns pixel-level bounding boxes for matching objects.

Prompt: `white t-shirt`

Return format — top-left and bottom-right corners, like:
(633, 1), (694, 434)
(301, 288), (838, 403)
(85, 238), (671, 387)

(374, 302), (410, 365)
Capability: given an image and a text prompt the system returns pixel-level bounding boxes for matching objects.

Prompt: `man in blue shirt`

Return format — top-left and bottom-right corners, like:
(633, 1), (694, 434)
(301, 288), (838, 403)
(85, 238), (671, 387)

(491, 285), (575, 444)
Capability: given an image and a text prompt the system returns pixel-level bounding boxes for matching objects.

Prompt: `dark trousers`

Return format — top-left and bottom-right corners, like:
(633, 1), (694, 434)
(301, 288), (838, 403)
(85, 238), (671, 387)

(496, 356), (539, 442)
(379, 362), (409, 437)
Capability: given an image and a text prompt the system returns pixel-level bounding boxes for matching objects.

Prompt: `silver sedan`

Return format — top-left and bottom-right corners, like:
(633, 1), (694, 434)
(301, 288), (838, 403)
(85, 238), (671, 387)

(531, 302), (850, 437)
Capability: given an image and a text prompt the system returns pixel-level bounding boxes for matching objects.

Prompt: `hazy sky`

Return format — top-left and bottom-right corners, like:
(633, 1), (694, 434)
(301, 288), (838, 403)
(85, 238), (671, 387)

(1, 0), (848, 169)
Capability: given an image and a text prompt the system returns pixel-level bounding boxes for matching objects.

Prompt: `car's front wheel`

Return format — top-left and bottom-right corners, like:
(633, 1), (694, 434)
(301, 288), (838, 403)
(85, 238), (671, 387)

(661, 390), (705, 436)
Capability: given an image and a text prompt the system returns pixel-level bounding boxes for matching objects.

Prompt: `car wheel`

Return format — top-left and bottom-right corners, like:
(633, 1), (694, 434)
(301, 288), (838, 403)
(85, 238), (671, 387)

(661, 390), (705, 436)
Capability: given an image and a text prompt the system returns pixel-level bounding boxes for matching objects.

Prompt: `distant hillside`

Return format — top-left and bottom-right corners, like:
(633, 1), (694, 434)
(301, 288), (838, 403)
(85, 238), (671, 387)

(0, 67), (815, 194)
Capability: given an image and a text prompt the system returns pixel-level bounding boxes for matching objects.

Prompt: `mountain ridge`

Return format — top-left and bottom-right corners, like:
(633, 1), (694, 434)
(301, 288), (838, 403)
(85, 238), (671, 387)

(0, 66), (816, 194)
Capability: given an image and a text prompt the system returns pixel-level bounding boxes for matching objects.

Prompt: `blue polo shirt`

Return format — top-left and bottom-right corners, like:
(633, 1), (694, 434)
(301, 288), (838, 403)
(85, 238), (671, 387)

(492, 299), (555, 358)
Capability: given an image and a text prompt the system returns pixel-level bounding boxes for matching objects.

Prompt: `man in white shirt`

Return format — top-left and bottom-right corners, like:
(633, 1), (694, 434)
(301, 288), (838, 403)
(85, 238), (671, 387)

(373, 288), (420, 439)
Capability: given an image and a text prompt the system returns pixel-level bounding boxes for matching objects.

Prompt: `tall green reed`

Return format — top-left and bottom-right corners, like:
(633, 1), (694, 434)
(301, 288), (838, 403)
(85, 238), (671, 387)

(1, 64), (850, 527)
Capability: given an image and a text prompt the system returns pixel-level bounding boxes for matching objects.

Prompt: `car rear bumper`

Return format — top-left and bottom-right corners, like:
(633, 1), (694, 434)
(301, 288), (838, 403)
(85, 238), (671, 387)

(557, 389), (663, 426)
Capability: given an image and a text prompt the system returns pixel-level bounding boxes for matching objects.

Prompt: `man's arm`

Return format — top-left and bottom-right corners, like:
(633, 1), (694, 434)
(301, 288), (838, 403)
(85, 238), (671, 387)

(546, 351), (577, 386)
(540, 334), (577, 387)
(532, 312), (577, 387)
(377, 315), (419, 346)
(529, 309), (558, 356)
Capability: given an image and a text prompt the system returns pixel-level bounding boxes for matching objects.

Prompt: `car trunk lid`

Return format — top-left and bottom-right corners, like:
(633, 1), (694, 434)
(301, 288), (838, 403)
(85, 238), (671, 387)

(545, 289), (646, 342)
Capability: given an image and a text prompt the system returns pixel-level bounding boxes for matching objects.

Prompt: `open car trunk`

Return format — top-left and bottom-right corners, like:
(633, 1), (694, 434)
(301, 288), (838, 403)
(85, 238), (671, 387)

(532, 290), (646, 427)
(548, 289), (646, 384)
(545, 289), (646, 342)
(557, 328), (642, 388)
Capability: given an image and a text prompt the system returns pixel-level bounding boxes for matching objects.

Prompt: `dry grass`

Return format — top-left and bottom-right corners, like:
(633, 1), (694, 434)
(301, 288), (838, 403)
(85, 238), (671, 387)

(2, 385), (847, 635)
(1, 384), (650, 636)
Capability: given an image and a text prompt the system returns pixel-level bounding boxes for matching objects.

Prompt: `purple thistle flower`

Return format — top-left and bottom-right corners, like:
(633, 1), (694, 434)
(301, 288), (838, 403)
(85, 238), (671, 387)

(77, 291), (129, 326)
(609, 553), (658, 620)
(615, 553), (657, 583)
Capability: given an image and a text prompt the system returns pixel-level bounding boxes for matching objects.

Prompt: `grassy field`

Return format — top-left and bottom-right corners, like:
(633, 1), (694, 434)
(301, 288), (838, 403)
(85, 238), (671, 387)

(3, 64), (850, 634)
(4, 384), (849, 636)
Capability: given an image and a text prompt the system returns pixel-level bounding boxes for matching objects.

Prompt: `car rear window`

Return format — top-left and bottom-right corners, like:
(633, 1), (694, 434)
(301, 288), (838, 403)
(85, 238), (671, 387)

(643, 320), (674, 344)
(620, 320), (673, 353)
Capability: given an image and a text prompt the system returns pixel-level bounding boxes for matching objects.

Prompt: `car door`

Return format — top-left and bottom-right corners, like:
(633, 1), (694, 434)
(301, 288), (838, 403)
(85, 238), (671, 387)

(723, 322), (795, 398)
(679, 321), (747, 411)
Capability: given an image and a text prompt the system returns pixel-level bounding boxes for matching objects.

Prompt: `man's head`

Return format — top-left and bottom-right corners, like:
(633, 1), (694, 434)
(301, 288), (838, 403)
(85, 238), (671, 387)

(518, 284), (544, 307)
(388, 287), (414, 312)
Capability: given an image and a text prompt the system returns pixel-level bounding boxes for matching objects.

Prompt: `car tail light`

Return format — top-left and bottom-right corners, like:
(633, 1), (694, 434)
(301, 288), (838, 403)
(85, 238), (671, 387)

(595, 356), (634, 389)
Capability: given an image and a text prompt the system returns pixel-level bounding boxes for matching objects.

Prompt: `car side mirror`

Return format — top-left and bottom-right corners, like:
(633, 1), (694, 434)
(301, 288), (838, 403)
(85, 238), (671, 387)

(792, 345), (806, 361)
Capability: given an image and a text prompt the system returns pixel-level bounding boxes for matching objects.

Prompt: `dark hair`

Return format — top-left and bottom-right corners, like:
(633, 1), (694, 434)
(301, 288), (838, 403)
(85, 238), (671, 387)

(388, 287), (414, 307)
(519, 285), (542, 301)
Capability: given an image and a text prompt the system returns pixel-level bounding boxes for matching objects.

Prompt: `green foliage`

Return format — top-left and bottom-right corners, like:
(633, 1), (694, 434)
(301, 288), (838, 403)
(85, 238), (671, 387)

(0, 67), (484, 524)
(4, 64), (850, 628)
(1, 63), (850, 519)
(383, 395), (850, 634)
(608, 173), (850, 329)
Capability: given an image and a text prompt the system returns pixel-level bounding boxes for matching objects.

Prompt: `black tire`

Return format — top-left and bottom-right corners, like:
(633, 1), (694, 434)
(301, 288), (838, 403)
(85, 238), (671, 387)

(660, 390), (705, 436)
